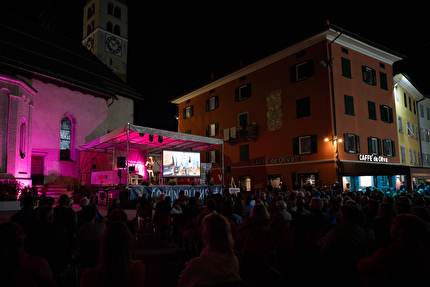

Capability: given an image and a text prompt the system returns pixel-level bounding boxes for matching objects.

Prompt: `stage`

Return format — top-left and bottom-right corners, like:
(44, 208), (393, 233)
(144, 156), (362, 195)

(129, 184), (223, 201)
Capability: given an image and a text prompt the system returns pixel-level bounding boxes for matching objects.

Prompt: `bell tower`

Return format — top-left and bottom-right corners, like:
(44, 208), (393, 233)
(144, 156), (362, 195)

(82, 0), (128, 82)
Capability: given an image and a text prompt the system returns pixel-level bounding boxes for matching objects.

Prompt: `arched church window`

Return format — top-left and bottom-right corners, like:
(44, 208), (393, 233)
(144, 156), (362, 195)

(108, 3), (114, 15)
(107, 21), (113, 33)
(114, 6), (121, 19)
(60, 116), (73, 161)
(20, 118), (26, 159)
(114, 25), (121, 36)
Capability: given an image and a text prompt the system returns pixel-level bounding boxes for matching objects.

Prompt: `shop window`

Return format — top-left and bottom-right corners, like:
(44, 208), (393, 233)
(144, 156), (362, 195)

(368, 137), (381, 156)
(383, 139), (395, 157)
(293, 135), (317, 155)
(362, 66), (377, 85)
(183, 105), (194, 119)
(235, 84), (251, 101)
(290, 59), (314, 82)
(344, 133), (360, 153)
(296, 97), (310, 118)
(206, 96), (218, 111)
(239, 175), (252, 192)
(368, 101), (377, 120)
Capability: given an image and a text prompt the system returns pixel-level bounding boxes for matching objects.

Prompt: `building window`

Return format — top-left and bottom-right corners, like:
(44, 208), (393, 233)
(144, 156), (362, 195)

(344, 95), (354, 115)
(383, 139), (395, 157)
(206, 150), (219, 163)
(409, 148), (413, 164)
(406, 121), (414, 137)
(114, 6), (121, 19)
(290, 59), (314, 82)
(404, 93), (407, 108)
(87, 3), (95, 19)
(362, 66), (377, 85)
(60, 116), (73, 161)
(341, 58), (351, 78)
(19, 118), (27, 159)
(296, 97), (310, 118)
(420, 104), (424, 118)
(398, 116), (403, 133)
(344, 133), (360, 153)
(206, 96), (219, 111)
(235, 84), (251, 101)
(368, 137), (381, 155)
(183, 105), (194, 119)
(114, 25), (121, 36)
(107, 21), (113, 33)
(380, 72), (388, 90)
(427, 107), (430, 120)
(380, 105), (393, 123)
(401, 146), (406, 163)
(239, 144), (249, 161)
(368, 101), (377, 120)
(206, 123), (219, 137)
(293, 135), (317, 155)
(108, 3), (114, 15)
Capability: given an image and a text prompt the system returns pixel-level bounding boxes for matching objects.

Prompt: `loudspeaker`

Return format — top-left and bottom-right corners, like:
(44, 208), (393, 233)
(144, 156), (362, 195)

(117, 157), (126, 168)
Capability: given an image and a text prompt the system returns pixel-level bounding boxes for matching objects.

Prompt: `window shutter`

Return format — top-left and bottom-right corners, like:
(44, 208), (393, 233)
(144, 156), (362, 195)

(290, 66), (296, 82)
(235, 87), (239, 101)
(391, 141), (396, 157)
(344, 133), (349, 152)
(355, 135), (360, 153)
(389, 107), (393, 123)
(183, 108), (187, 119)
(368, 137), (373, 154)
(215, 96), (219, 109)
(377, 138), (381, 155)
(206, 99), (209, 111)
(311, 134), (318, 154)
(307, 59), (314, 77)
(215, 123), (219, 136)
(293, 137), (299, 155)
(206, 125), (209, 137)
(190, 106), (194, 117)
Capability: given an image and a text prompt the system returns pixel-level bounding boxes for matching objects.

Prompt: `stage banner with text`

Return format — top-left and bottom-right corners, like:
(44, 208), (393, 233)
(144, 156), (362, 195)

(129, 185), (223, 201)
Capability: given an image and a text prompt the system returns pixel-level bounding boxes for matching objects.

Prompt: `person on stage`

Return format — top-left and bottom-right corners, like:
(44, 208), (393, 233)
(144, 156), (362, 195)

(145, 156), (154, 182)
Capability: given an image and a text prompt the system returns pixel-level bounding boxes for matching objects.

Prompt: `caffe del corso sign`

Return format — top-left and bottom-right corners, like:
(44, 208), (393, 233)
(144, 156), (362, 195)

(251, 156), (295, 165)
(358, 154), (388, 163)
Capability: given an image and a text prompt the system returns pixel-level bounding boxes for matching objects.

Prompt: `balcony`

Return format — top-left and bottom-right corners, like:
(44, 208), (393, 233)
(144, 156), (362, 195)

(223, 123), (258, 145)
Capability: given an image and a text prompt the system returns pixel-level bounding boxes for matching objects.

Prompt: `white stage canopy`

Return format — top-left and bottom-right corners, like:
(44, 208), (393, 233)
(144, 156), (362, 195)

(79, 124), (225, 186)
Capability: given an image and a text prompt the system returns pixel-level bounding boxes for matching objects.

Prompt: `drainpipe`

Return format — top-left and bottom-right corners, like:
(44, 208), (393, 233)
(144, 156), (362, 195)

(328, 28), (343, 186)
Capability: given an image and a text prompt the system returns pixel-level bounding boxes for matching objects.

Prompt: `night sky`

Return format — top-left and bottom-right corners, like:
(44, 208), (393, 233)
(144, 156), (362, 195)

(3, 1), (430, 131)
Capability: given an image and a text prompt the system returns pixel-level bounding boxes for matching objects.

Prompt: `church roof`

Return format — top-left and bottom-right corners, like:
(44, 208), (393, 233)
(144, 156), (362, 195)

(0, 10), (142, 101)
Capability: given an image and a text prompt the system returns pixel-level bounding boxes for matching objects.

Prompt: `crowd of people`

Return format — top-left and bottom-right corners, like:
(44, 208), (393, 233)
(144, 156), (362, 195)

(2, 183), (430, 286)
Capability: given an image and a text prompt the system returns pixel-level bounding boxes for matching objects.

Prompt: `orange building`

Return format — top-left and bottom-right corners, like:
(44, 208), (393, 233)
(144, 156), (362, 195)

(171, 24), (411, 193)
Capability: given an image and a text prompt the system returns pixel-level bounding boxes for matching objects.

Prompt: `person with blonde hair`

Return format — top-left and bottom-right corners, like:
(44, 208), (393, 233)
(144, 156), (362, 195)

(178, 213), (241, 286)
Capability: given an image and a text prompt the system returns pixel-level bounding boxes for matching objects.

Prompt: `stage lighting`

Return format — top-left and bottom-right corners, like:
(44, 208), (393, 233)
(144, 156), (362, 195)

(149, 134), (153, 142)
(158, 135), (163, 143)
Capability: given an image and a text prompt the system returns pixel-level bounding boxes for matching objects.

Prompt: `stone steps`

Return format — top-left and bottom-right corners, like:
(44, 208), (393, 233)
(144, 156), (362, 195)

(36, 185), (73, 204)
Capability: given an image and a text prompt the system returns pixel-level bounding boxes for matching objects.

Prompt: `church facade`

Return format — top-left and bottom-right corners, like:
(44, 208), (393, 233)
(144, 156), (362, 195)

(0, 0), (141, 189)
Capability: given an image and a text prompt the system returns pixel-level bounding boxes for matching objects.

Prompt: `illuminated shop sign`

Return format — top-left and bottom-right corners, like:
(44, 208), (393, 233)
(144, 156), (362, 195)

(251, 157), (295, 165)
(358, 154), (388, 163)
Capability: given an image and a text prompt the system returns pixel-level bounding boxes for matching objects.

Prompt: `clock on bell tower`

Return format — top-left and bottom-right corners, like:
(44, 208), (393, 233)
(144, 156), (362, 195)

(82, 0), (128, 82)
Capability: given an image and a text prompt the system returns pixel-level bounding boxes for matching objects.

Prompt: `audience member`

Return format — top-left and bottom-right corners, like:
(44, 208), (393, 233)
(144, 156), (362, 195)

(76, 197), (90, 228)
(0, 222), (57, 287)
(270, 200), (292, 240)
(178, 213), (241, 286)
(25, 204), (72, 284)
(234, 203), (270, 251)
(107, 198), (121, 218)
(357, 214), (429, 286)
(53, 194), (77, 247)
(319, 204), (368, 286)
(10, 195), (38, 236)
(80, 221), (146, 287)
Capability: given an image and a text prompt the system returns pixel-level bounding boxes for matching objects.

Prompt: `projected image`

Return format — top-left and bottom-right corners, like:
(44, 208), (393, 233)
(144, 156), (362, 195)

(163, 150), (201, 178)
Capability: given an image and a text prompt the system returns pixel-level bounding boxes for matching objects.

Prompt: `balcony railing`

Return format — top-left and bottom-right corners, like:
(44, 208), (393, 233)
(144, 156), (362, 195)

(223, 123), (258, 144)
